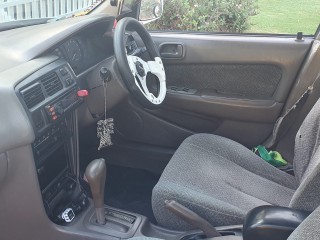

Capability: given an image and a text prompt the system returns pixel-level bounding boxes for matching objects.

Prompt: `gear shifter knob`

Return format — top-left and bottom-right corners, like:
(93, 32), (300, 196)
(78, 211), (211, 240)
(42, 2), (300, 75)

(85, 158), (106, 225)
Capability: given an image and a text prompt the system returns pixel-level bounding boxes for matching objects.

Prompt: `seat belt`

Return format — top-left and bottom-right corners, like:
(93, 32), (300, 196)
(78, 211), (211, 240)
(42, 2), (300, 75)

(264, 43), (320, 148)
(264, 86), (313, 148)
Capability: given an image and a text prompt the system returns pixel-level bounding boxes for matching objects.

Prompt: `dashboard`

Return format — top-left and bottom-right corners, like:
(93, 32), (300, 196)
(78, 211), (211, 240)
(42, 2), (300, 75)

(0, 14), (119, 139)
(0, 15), (122, 226)
(0, 12), (125, 221)
(0, 12), (146, 240)
(0, 14), (143, 153)
(0, 12), (148, 156)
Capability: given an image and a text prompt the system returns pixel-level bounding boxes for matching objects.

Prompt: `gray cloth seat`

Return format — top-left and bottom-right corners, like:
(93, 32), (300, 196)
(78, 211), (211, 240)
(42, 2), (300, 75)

(152, 134), (297, 229)
(152, 98), (320, 230)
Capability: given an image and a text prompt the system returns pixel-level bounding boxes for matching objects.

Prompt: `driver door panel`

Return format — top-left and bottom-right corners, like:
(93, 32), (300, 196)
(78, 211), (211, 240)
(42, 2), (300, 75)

(145, 33), (312, 147)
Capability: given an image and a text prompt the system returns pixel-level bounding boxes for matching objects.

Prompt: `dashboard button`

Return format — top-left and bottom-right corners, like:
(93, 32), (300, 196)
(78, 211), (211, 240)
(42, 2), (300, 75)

(65, 78), (71, 86)
(77, 90), (88, 97)
(59, 68), (68, 76)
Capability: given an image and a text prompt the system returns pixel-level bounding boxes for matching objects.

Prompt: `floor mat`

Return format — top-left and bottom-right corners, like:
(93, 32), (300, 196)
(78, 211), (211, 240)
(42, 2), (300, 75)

(104, 165), (160, 223)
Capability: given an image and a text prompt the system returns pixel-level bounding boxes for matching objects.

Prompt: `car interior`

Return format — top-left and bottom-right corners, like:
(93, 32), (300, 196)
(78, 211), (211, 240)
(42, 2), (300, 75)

(1, 0), (320, 240)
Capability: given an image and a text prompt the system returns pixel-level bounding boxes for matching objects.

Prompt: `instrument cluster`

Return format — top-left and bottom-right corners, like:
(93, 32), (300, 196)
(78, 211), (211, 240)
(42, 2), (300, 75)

(52, 38), (84, 75)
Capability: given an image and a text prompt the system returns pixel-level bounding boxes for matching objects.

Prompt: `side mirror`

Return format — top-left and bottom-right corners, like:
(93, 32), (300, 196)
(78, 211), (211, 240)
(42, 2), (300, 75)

(139, 0), (163, 24)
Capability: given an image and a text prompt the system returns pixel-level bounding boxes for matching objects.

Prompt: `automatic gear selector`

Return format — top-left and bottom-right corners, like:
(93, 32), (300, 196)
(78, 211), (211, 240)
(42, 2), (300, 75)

(85, 158), (107, 225)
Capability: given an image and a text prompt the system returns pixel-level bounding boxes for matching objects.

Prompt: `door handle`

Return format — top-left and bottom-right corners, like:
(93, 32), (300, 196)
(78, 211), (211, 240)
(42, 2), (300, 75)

(159, 42), (185, 59)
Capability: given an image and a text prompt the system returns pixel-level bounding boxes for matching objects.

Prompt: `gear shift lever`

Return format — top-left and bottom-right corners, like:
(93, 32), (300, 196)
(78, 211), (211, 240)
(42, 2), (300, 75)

(85, 158), (107, 225)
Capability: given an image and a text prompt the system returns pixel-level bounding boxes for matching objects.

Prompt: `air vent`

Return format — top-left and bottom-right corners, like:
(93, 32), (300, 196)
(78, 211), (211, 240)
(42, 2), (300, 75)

(41, 72), (63, 96)
(21, 83), (45, 109)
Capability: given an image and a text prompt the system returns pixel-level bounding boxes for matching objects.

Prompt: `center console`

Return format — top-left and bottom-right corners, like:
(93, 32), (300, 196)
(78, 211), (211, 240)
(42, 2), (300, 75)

(16, 60), (89, 225)
(33, 120), (88, 224)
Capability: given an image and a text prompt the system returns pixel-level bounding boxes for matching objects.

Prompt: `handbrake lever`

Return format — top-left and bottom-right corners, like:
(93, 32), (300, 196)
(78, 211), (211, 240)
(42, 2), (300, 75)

(165, 200), (221, 238)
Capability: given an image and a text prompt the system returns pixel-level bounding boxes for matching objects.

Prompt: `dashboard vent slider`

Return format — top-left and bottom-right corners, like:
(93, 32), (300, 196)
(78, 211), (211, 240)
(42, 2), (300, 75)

(20, 83), (45, 109)
(41, 72), (63, 96)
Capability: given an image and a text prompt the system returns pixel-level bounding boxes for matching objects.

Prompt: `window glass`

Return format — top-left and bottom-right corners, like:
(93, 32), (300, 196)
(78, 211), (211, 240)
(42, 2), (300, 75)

(0, 0), (103, 24)
(146, 0), (320, 35)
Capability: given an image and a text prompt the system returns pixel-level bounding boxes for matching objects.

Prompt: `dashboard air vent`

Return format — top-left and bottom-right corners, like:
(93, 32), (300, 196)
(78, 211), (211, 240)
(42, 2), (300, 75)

(41, 72), (63, 96)
(21, 83), (45, 109)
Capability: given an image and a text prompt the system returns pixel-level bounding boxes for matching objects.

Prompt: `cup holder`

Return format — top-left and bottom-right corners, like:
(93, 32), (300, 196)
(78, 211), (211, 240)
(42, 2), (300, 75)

(181, 231), (237, 240)
(180, 233), (206, 240)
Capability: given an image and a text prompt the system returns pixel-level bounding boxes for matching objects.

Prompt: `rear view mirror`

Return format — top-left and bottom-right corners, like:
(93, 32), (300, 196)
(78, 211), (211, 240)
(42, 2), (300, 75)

(139, 0), (163, 24)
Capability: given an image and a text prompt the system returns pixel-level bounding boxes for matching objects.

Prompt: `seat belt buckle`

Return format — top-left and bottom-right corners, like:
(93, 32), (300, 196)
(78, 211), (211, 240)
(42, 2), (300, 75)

(253, 145), (288, 168)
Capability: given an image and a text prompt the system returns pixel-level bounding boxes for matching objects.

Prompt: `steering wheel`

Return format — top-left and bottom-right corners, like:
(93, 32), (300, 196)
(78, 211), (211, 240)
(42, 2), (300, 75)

(114, 17), (166, 109)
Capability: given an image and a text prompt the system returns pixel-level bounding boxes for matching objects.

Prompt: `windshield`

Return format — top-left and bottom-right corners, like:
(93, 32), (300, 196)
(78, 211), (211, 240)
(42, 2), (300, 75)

(0, 0), (104, 25)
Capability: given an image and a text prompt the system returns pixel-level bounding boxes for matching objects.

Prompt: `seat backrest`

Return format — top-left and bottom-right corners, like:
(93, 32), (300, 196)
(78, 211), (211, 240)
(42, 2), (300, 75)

(288, 205), (320, 240)
(273, 40), (320, 161)
(293, 96), (320, 183)
(287, 38), (320, 212)
(289, 96), (320, 211)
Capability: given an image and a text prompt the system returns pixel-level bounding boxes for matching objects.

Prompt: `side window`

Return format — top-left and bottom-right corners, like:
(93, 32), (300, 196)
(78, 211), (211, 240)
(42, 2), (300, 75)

(145, 0), (320, 35)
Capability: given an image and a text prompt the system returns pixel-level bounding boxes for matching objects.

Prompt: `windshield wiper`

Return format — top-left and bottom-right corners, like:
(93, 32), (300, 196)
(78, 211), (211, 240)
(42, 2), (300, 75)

(0, 18), (53, 32)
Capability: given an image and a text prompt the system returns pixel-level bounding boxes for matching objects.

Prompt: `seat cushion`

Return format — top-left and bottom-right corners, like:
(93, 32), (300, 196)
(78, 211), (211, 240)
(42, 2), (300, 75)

(152, 134), (297, 230)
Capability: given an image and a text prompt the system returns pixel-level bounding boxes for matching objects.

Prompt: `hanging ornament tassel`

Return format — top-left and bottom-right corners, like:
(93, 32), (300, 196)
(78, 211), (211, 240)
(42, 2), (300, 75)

(97, 78), (114, 150)
(97, 118), (114, 150)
